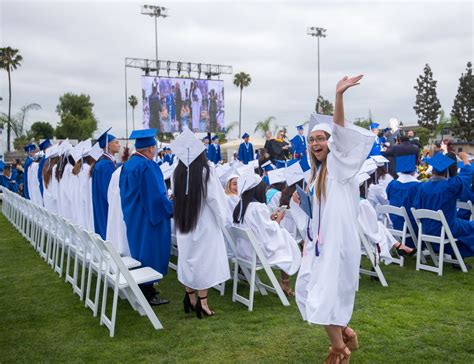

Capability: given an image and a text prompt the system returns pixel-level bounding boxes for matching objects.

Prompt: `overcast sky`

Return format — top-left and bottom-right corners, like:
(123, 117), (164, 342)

(1, 0), (472, 140)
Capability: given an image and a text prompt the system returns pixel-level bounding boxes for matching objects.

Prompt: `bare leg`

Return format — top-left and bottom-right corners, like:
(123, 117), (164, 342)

(185, 286), (196, 306)
(325, 325), (345, 349)
(197, 289), (214, 315)
(280, 271), (294, 296)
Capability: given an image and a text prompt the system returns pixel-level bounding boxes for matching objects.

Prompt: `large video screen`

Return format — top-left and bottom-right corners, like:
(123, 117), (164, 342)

(141, 76), (225, 133)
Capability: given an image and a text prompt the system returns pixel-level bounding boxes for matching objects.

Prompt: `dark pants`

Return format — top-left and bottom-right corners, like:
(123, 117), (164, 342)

(139, 284), (156, 300)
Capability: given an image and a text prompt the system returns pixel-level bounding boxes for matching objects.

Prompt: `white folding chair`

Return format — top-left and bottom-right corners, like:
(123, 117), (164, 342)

(226, 225), (290, 311)
(456, 200), (474, 221)
(411, 208), (468, 275)
(168, 232), (178, 271)
(358, 223), (388, 287)
(376, 204), (425, 266)
(90, 234), (163, 337)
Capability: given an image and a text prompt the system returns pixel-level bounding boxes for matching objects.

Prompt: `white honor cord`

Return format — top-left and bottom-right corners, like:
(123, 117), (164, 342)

(185, 147), (190, 195)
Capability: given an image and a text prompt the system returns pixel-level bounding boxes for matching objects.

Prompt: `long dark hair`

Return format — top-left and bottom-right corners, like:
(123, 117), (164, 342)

(233, 181), (266, 223)
(279, 179), (304, 207)
(55, 155), (75, 181)
(173, 151), (210, 233)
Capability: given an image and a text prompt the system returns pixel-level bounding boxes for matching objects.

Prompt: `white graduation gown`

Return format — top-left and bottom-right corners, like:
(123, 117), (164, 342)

(225, 193), (240, 226)
(358, 199), (396, 264)
(106, 167), (130, 256)
(28, 162), (43, 206)
(58, 164), (75, 221)
(267, 190), (282, 212)
(238, 202), (301, 275)
(177, 165), (231, 290)
(77, 164), (94, 232)
(294, 122), (374, 326)
(43, 165), (59, 215)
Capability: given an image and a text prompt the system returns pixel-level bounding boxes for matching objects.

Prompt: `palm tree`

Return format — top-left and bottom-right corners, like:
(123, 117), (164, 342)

(0, 47), (23, 151)
(254, 116), (276, 137)
(224, 121), (238, 138)
(128, 95), (138, 130)
(233, 72), (252, 137)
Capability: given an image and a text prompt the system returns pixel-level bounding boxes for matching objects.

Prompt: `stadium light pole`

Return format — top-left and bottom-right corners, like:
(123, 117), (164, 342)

(307, 27), (327, 109)
(141, 4), (169, 75)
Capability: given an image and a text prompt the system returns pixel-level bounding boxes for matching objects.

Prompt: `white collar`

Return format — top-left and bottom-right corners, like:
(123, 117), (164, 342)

(396, 173), (419, 183)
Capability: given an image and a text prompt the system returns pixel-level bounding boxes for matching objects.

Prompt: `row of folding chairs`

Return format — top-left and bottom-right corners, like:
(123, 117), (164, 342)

(376, 204), (469, 277)
(0, 187), (164, 337)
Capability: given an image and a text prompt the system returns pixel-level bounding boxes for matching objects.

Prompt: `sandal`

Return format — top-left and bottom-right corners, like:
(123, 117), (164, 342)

(342, 327), (359, 351)
(195, 296), (215, 319)
(324, 346), (351, 364)
(395, 242), (417, 257)
(280, 279), (295, 297)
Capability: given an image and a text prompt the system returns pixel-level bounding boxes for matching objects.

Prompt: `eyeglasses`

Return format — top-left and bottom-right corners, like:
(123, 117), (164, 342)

(308, 136), (327, 144)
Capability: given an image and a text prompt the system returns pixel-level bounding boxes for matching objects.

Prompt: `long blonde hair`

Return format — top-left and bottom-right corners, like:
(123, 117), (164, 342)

(308, 131), (330, 204)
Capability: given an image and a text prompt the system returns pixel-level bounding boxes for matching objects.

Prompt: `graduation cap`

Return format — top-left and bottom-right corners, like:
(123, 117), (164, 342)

(370, 155), (389, 167)
(202, 136), (210, 142)
(357, 172), (371, 185)
(296, 124), (304, 131)
(275, 159), (298, 169)
(39, 139), (52, 151)
(308, 113), (333, 137)
(261, 160), (275, 172)
(58, 139), (72, 156)
(395, 155), (417, 174)
(248, 159), (260, 170)
(237, 171), (262, 195)
(24, 144), (36, 153)
(212, 135), (219, 142)
(237, 164), (254, 177)
(284, 161), (305, 186)
(70, 141), (85, 162)
(170, 127), (206, 194)
(426, 152), (455, 174)
(242, 132), (249, 139)
(360, 158), (377, 175)
(85, 142), (103, 161)
(96, 127), (117, 149)
(45, 144), (59, 159)
(369, 123), (380, 130)
(129, 128), (157, 149)
(267, 168), (286, 185)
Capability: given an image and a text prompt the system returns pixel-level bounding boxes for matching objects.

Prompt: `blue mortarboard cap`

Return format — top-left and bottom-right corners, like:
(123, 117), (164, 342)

(129, 128), (157, 149)
(24, 144), (35, 153)
(275, 159), (298, 169)
(242, 133), (249, 139)
(212, 135), (219, 141)
(396, 155), (417, 174)
(299, 157), (311, 172)
(97, 127), (117, 148)
(369, 123), (380, 130)
(382, 128), (390, 133)
(202, 136), (210, 141)
(296, 125), (304, 131)
(426, 152), (455, 174)
(39, 139), (52, 151)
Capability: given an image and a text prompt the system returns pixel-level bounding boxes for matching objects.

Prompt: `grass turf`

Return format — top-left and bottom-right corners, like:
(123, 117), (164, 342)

(0, 212), (473, 363)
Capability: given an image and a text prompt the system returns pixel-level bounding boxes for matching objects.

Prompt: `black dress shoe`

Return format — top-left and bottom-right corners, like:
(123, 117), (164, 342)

(148, 295), (170, 306)
(452, 262), (472, 271)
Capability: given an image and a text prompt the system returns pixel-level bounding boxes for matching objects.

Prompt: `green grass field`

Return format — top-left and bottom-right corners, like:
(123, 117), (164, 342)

(0, 212), (473, 363)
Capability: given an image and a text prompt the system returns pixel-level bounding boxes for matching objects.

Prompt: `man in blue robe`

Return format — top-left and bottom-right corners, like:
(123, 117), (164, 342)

(386, 155), (421, 247)
(290, 125), (307, 160)
(120, 128), (173, 305)
(414, 152), (474, 259)
(37, 139), (52, 197)
(92, 128), (120, 240)
(23, 144), (36, 199)
(207, 135), (222, 164)
(162, 147), (175, 165)
(368, 123), (383, 157)
(237, 132), (254, 165)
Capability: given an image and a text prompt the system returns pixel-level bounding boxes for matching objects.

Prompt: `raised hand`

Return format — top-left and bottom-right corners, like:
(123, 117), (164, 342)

(336, 75), (363, 95)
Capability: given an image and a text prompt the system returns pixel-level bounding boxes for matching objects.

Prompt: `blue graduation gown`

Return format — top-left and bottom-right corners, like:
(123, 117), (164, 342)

(457, 184), (474, 220)
(238, 142), (254, 165)
(23, 157), (33, 199)
(414, 166), (474, 257)
(290, 134), (307, 159)
(163, 154), (174, 165)
(120, 154), (173, 276)
(92, 156), (116, 239)
(386, 179), (422, 247)
(207, 143), (222, 164)
(38, 156), (46, 196)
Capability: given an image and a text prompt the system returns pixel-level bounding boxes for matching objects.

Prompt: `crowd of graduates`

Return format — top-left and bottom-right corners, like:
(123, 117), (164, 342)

(1, 75), (473, 364)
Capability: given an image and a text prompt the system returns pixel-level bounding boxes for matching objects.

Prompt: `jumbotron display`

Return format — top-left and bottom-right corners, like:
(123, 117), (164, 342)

(141, 76), (225, 133)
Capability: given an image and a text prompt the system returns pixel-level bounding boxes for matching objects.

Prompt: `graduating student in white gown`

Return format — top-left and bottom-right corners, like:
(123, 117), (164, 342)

(233, 174), (301, 295)
(28, 161), (43, 206)
(77, 158), (96, 232)
(58, 157), (76, 221)
(106, 166), (130, 256)
(42, 158), (60, 214)
(224, 174), (240, 226)
(290, 76), (374, 362)
(172, 129), (230, 318)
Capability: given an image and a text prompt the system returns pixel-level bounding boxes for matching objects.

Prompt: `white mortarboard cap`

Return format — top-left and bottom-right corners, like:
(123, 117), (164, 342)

(59, 139), (72, 156)
(170, 127), (206, 167)
(81, 139), (92, 156)
(357, 172), (371, 185)
(45, 144), (59, 159)
(216, 163), (231, 179)
(70, 141), (84, 162)
(160, 162), (173, 180)
(86, 142), (103, 161)
(237, 164), (253, 176)
(360, 158), (377, 175)
(284, 161), (305, 186)
(237, 171), (262, 195)
(267, 168), (286, 185)
(370, 155), (389, 166)
(308, 113), (333, 137)
(225, 173), (239, 186)
(248, 159), (260, 169)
